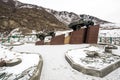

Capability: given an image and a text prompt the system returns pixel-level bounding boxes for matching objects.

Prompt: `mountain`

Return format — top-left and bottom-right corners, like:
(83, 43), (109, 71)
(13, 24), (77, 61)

(0, 0), (119, 36)
(45, 9), (80, 25)
(0, 0), (68, 35)
(45, 8), (120, 29)
(45, 8), (110, 25)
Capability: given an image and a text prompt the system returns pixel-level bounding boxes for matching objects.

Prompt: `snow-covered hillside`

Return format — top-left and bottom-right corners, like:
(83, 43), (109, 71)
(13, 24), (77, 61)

(45, 8), (120, 29)
(45, 8), (109, 25)
(13, 0), (43, 9)
(45, 9), (80, 25)
(99, 29), (120, 37)
(12, 0), (111, 27)
(14, 1), (120, 29)
(100, 23), (120, 29)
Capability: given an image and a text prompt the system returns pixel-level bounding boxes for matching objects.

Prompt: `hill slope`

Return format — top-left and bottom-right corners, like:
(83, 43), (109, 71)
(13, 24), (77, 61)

(0, 0), (68, 34)
(45, 8), (109, 25)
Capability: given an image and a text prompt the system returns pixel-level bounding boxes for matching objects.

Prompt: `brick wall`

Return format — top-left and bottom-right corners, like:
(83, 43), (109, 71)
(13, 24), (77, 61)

(50, 34), (65, 45)
(86, 25), (99, 43)
(35, 40), (44, 45)
(69, 29), (85, 44)
(35, 25), (99, 45)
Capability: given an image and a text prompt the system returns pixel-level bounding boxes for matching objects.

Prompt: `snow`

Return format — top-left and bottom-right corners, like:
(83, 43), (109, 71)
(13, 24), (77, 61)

(7, 28), (21, 37)
(98, 29), (120, 45)
(66, 46), (120, 70)
(0, 46), (39, 73)
(2, 42), (23, 46)
(0, 29), (120, 80)
(2, 0), (8, 3)
(0, 46), (21, 61)
(12, 43), (120, 80)
(18, 4), (42, 10)
(5, 53), (39, 74)
(44, 36), (52, 43)
(1, 28), (38, 44)
(112, 46), (120, 56)
(0, 44), (40, 79)
(45, 9), (80, 25)
(55, 30), (73, 37)
(99, 29), (120, 37)
(14, 0), (23, 7)
(19, 5), (35, 8)
(100, 23), (120, 29)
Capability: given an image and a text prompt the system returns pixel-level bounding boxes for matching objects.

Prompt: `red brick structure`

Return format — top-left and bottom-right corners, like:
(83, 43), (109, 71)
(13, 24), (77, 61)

(86, 25), (99, 43)
(50, 34), (65, 45)
(35, 40), (44, 45)
(35, 25), (99, 45)
(69, 28), (85, 44)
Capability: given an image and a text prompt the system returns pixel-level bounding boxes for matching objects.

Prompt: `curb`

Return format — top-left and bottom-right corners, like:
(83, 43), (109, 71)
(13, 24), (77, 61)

(65, 52), (120, 77)
(6, 58), (22, 67)
(30, 54), (43, 80)
(2, 43), (24, 46)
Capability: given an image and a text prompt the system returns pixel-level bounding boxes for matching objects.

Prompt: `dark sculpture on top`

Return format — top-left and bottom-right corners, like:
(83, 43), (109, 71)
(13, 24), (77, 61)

(36, 31), (55, 40)
(68, 19), (94, 31)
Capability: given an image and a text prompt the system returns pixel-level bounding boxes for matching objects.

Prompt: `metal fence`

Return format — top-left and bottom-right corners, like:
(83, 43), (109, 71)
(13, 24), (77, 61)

(98, 37), (120, 45)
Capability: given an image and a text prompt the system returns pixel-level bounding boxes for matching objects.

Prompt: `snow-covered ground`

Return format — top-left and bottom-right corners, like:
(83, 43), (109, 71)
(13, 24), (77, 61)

(12, 43), (120, 80)
(0, 44), (40, 80)
(0, 28), (120, 79)
(2, 42), (24, 46)
(66, 45), (120, 70)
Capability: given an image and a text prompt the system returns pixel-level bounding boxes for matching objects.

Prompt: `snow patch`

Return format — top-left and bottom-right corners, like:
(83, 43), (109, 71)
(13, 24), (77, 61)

(100, 23), (120, 29)
(2, 0), (8, 3)
(99, 29), (120, 37)
(66, 46), (120, 70)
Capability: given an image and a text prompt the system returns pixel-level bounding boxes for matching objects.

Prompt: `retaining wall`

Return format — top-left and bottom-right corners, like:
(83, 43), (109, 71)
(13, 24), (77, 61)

(86, 25), (99, 43)
(35, 40), (44, 45)
(30, 54), (43, 80)
(69, 29), (85, 44)
(65, 53), (120, 77)
(50, 34), (65, 45)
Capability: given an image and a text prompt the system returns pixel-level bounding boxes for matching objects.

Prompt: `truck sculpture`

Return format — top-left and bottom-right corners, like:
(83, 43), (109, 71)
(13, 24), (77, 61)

(68, 19), (94, 31)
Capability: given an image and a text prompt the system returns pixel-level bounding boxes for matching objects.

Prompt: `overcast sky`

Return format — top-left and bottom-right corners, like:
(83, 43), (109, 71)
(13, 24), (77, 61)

(19, 0), (120, 23)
